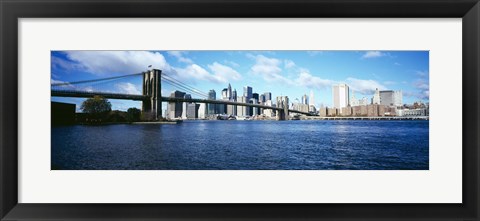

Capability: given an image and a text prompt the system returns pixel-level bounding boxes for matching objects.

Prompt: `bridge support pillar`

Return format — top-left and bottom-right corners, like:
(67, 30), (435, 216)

(276, 97), (289, 121)
(142, 69), (162, 120)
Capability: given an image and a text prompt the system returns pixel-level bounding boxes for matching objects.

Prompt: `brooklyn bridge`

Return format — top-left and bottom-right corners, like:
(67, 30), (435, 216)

(51, 69), (314, 121)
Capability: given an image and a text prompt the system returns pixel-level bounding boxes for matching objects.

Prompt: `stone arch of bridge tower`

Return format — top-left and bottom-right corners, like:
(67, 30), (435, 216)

(142, 69), (162, 120)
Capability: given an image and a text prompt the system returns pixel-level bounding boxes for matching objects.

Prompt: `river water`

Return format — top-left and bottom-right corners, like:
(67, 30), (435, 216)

(52, 120), (429, 170)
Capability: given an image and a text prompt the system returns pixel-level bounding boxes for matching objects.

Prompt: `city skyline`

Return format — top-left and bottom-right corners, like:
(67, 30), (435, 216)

(51, 50), (429, 113)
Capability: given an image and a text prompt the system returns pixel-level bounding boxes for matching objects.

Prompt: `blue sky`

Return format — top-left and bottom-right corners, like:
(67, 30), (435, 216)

(51, 50), (429, 113)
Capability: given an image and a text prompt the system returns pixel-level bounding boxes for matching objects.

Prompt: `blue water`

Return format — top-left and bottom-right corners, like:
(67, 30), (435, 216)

(51, 120), (429, 170)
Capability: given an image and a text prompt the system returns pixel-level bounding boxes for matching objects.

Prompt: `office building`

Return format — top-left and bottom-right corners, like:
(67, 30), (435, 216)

(244, 86), (252, 100)
(264, 92), (272, 101)
(186, 103), (200, 119)
(208, 89), (216, 115)
(379, 90), (403, 107)
(301, 94), (309, 105)
(168, 90), (186, 119)
(372, 88), (380, 104)
(332, 83), (350, 113)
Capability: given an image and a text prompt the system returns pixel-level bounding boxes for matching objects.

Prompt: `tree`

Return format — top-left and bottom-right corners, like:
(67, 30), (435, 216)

(126, 107), (141, 122)
(80, 96), (112, 121)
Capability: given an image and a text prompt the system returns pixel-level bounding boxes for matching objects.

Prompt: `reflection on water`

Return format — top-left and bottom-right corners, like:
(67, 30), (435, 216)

(51, 120), (429, 170)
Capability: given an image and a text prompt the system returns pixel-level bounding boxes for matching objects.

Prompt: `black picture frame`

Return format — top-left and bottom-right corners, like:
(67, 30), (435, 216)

(1, 0), (479, 220)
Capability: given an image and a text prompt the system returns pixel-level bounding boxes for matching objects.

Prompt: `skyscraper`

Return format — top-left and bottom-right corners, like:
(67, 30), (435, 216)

(208, 89), (216, 115)
(379, 90), (403, 107)
(168, 90), (186, 119)
(263, 92), (272, 101)
(232, 89), (237, 101)
(221, 88), (228, 99)
(227, 83), (232, 100)
(372, 88), (380, 104)
(301, 94), (309, 105)
(332, 83), (350, 113)
(243, 86), (252, 100)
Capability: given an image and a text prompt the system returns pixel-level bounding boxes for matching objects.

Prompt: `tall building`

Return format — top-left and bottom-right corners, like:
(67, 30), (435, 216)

(301, 94), (309, 105)
(332, 83), (350, 113)
(243, 86), (252, 100)
(372, 88), (380, 104)
(227, 83), (232, 100)
(186, 103), (200, 119)
(259, 94), (266, 103)
(208, 89), (216, 115)
(252, 93), (259, 100)
(350, 90), (359, 107)
(221, 88), (228, 99)
(168, 90), (186, 119)
(264, 92), (272, 101)
(379, 90), (403, 107)
(236, 96), (249, 116)
(232, 89), (237, 101)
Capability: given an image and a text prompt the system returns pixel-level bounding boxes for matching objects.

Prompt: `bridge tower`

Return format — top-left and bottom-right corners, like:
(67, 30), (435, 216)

(142, 69), (162, 120)
(276, 96), (289, 121)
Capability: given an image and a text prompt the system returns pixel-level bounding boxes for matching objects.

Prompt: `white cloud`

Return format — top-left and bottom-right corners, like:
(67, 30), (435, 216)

(167, 51), (193, 64)
(346, 77), (387, 94)
(295, 72), (333, 89)
(64, 51), (173, 76)
(223, 60), (240, 68)
(249, 54), (291, 84)
(116, 82), (141, 94)
(207, 62), (242, 83)
(284, 59), (296, 69)
(362, 51), (386, 59)
(173, 62), (241, 84)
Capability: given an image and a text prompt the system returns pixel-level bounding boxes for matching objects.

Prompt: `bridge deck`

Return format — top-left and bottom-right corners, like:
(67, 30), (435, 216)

(51, 90), (314, 116)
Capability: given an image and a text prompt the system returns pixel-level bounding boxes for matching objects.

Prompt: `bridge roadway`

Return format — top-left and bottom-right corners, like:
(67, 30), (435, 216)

(51, 90), (314, 116)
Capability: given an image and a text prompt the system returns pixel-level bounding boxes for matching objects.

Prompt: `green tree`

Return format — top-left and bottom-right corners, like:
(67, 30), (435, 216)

(80, 96), (112, 122)
(126, 107), (141, 122)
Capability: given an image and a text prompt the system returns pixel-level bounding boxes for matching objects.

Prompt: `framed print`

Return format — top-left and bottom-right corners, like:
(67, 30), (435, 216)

(1, 0), (479, 220)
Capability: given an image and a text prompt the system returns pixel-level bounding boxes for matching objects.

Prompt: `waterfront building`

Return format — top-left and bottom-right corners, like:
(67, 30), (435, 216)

(372, 88), (381, 104)
(208, 89), (216, 115)
(263, 100), (275, 117)
(397, 108), (428, 116)
(244, 86), (252, 100)
(350, 91), (359, 107)
(186, 103), (200, 119)
(198, 103), (207, 119)
(250, 98), (259, 116)
(380, 90), (403, 107)
(359, 97), (369, 106)
(319, 107), (327, 117)
(168, 90), (186, 119)
(332, 83), (350, 113)
(236, 96), (249, 116)
(327, 107), (338, 116)
(341, 106), (353, 116)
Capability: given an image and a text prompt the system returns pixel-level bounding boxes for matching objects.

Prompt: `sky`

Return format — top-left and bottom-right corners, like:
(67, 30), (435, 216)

(51, 50), (429, 113)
